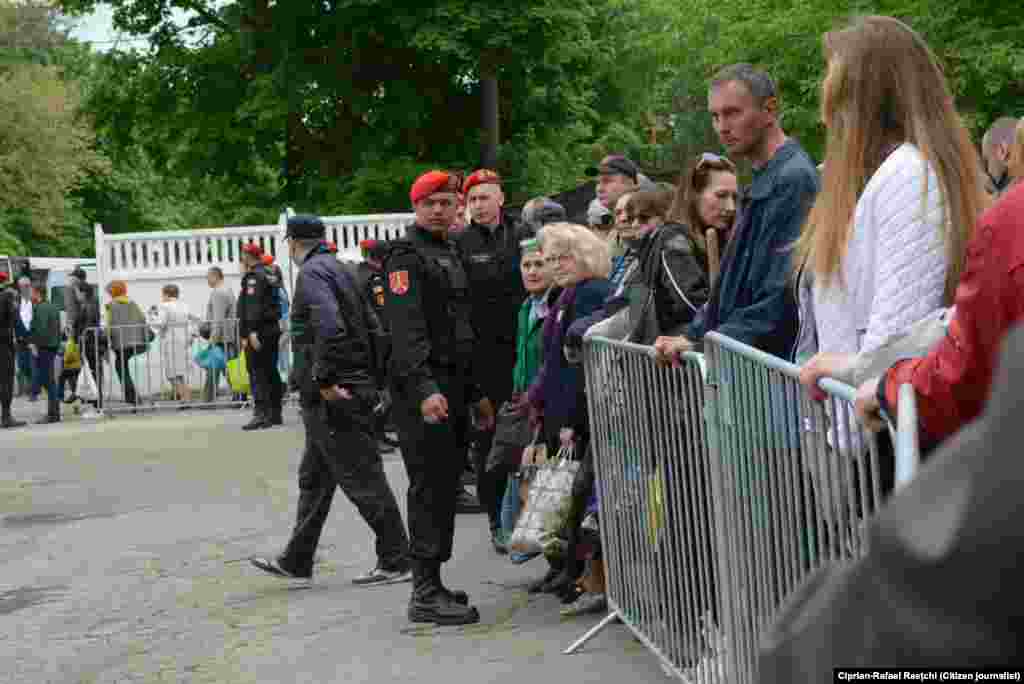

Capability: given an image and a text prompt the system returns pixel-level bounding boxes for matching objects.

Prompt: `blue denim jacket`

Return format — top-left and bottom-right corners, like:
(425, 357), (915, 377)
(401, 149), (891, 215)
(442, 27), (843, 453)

(686, 139), (819, 359)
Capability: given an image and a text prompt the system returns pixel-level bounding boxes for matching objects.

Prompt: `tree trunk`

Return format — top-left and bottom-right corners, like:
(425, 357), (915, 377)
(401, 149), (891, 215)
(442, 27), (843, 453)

(480, 59), (499, 170)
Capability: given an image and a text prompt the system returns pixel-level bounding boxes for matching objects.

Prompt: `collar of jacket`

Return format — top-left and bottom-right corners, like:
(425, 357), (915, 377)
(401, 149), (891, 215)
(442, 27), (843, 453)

(748, 138), (801, 201)
(410, 224), (450, 244)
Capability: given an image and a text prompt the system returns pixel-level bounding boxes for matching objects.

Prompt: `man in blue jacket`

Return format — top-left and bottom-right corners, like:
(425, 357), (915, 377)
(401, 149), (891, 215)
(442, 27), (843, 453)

(654, 63), (818, 362)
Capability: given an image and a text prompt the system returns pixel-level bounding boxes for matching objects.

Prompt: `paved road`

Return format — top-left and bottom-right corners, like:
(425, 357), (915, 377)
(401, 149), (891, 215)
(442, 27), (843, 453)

(1, 409), (669, 684)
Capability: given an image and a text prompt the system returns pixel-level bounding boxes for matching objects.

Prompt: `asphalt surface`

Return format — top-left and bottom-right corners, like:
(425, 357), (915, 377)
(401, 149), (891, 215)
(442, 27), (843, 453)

(0, 405), (670, 684)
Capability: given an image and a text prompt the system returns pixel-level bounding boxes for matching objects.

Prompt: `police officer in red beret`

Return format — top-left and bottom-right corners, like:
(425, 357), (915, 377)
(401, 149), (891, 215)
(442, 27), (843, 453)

(455, 169), (535, 552)
(237, 242), (284, 430)
(383, 170), (496, 626)
(0, 272), (26, 428)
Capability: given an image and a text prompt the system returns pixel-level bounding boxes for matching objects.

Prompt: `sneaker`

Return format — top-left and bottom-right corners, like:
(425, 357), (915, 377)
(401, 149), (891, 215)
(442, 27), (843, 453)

(352, 565), (413, 586)
(249, 556), (312, 581)
(560, 592), (608, 618)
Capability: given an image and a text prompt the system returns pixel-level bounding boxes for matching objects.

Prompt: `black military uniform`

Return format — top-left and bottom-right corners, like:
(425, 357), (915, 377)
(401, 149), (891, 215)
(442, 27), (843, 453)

(0, 276), (26, 429)
(385, 224), (483, 625)
(237, 249), (284, 430)
(251, 215), (409, 584)
(354, 244), (396, 451)
(455, 213), (534, 536)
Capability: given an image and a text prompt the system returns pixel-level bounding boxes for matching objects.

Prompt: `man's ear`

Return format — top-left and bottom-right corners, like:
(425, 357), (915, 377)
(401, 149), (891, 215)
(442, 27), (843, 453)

(497, 189), (506, 207)
(762, 95), (779, 119)
(996, 142), (1010, 162)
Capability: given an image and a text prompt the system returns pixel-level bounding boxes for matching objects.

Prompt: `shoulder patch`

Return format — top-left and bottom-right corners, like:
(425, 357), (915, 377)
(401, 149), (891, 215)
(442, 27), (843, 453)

(389, 271), (410, 296)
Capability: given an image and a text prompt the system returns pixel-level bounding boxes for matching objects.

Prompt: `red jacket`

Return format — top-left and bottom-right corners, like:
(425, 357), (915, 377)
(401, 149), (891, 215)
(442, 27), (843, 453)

(884, 182), (1024, 446)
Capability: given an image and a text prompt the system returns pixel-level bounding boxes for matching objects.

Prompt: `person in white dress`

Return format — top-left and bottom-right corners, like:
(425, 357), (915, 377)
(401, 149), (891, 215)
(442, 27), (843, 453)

(153, 284), (193, 403)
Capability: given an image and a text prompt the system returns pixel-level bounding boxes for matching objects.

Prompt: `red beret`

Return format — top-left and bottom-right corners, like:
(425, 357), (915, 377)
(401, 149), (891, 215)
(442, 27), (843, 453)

(463, 169), (502, 195)
(410, 170), (460, 205)
(261, 254), (274, 266)
(326, 241), (339, 253)
(0, 272), (7, 283)
(359, 239), (377, 251)
(242, 242), (263, 257)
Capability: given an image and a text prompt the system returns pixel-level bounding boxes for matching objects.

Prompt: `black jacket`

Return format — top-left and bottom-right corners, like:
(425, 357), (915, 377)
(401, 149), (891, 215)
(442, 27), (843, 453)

(236, 264), (280, 338)
(354, 262), (388, 331)
(0, 289), (16, 347)
(384, 225), (479, 406)
(290, 247), (382, 405)
(455, 215), (534, 348)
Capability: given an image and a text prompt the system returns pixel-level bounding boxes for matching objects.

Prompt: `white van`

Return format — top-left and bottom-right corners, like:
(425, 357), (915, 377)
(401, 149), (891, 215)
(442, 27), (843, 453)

(0, 256), (97, 329)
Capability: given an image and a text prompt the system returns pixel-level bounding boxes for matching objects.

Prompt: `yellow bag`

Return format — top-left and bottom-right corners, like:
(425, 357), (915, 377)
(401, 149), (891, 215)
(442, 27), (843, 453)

(647, 466), (665, 545)
(227, 353), (250, 394)
(63, 339), (82, 370)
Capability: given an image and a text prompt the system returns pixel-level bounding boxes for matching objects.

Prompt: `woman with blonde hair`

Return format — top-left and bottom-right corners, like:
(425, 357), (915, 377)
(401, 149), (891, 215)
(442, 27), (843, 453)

(796, 15), (986, 496)
(525, 223), (611, 600)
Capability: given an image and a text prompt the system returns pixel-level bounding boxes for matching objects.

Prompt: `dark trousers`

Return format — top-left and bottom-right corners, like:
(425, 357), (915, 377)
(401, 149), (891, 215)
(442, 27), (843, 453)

(281, 395), (409, 575)
(59, 369), (79, 401)
(0, 344), (14, 417)
(393, 372), (470, 563)
(475, 428), (516, 532)
(246, 332), (283, 418)
(16, 347), (33, 395)
(33, 349), (59, 418)
(113, 345), (143, 404)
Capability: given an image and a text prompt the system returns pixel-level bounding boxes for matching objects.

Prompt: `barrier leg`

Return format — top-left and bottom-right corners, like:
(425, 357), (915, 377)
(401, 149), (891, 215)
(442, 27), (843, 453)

(562, 610), (620, 655)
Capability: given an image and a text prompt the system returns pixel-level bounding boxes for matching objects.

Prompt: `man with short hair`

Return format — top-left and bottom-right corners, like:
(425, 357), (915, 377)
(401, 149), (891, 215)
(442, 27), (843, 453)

(204, 266), (235, 403)
(384, 170), (495, 625)
(0, 273), (26, 428)
(982, 116), (1019, 198)
(251, 214), (411, 586)
(655, 63), (819, 361)
(28, 285), (61, 424)
(14, 276), (33, 398)
(354, 238), (397, 454)
(66, 266), (87, 338)
(237, 243), (284, 430)
(456, 169), (535, 550)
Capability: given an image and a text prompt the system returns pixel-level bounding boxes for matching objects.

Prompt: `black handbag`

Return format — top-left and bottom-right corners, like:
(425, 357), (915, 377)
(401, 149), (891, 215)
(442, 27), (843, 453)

(486, 398), (534, 472)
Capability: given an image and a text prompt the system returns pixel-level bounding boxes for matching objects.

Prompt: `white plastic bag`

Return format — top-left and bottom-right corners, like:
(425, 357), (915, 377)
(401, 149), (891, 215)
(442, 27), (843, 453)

(76, 362), (99, 402)
(509, 445), (580, 556)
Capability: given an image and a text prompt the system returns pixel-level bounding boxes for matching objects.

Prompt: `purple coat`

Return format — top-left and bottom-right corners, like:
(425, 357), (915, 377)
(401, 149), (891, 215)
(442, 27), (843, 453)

(528, 278), (612, 440)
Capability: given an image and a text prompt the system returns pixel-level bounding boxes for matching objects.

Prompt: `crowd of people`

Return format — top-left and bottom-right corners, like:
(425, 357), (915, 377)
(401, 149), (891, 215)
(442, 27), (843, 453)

(3, 11), (1023, 668)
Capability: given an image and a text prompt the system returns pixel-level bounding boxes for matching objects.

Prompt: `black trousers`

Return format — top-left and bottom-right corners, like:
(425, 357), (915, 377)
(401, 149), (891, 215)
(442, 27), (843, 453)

(113, 345), (143, 405)
(393, 371), (470, 563)
(0, 344), (14, 417)
(246, 332), (283, 417)
(280, 393), (409, 575)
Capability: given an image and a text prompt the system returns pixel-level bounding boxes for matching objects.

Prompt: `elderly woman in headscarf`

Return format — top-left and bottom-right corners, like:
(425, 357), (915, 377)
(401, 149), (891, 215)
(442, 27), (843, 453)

(105, 279), (149, 406)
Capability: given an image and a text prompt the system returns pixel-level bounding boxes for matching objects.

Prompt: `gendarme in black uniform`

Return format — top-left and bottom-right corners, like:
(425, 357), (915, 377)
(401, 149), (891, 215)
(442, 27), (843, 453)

(0, 276), (26, 429)
(250, 215), (409, 584)
(237, 250), (284, 429)
(385, 218), (483, 626)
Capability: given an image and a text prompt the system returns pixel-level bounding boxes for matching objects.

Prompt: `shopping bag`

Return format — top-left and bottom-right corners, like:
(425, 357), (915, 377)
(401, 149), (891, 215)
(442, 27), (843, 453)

(485, 398), (533, 472)
(227, 353), (250, 394)
(646, 465), (666, 545)
(194, 343), (227, 371)
(509, 445), (579, 556)
(63, 339), (82, 370)
(76, 362), (99, 402)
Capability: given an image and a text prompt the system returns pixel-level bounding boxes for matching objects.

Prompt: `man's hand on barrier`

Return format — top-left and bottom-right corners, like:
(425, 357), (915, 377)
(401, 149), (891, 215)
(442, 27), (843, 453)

(798, 352), (853, 402)
(654, 335), (692, 366)
(320, 384), (353, 402)
(475, 397), (496, 431)
(248, 332), (261, 352)
(421, 393), (449, 423)
(854, 376), (885, 433)
(559, 427), (575, 448)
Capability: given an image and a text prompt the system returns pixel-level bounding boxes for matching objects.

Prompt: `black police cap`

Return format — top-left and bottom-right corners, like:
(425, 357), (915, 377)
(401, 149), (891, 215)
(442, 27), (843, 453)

(286, 214), (326, 239)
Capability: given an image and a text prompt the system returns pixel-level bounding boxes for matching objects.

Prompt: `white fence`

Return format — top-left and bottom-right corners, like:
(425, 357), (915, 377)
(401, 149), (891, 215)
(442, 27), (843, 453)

(93, 211), (415, 317)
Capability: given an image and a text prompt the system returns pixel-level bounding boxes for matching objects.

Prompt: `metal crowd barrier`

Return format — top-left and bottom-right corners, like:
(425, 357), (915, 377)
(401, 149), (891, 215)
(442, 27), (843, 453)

(78, 317), (294, 415)
(569, 333), (921, 683)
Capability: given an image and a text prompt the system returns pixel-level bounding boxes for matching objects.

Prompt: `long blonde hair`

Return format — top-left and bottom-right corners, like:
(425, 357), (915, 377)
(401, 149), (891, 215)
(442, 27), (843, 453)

(796, 16), (984, 303)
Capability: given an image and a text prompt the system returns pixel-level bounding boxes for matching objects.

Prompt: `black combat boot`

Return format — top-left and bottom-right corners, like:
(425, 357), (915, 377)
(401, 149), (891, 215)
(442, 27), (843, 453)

(407, 561), (478, 625)
(242, 408), (270, 431)
(268, 404), (283, 426)
(433, 564), (469, 606)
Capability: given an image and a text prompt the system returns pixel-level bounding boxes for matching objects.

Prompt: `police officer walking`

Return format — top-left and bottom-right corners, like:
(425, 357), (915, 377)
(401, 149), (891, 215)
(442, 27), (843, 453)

(455, 169), (534, 551)
(0, 273), (26, 429)
(250, 215), (411, 585)
(237, 242), (285, 430)
(385, 170), (495, 626)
